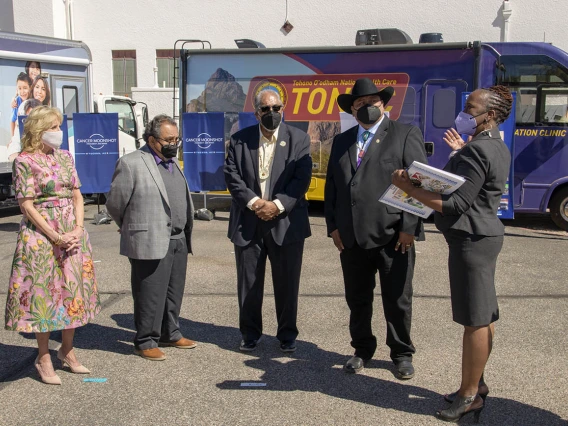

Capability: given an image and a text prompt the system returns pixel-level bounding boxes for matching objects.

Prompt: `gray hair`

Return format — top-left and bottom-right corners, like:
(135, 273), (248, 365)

(253, 89), (282, 110)
(143, 114), (177, 142)
(18, 98), (42, 115)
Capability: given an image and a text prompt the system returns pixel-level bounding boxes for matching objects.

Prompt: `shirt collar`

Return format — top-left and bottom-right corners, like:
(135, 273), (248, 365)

(357, 114), (385, 141)
(149, 144), (172, 166)
(259, 125), (280, 144)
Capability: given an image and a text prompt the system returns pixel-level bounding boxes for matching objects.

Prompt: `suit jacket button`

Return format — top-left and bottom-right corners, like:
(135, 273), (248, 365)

(351, 201), (356, 206)
(167, 222), (171, 227)
(351, 182), (356, 186)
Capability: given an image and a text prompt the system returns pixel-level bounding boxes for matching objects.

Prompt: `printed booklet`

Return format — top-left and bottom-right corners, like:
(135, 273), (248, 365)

(379, 161), (465, 218)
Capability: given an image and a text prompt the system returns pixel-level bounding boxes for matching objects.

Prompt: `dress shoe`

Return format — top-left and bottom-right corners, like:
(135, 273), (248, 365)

(34, 356), (62, 385)
(239, 339), (258, 352)
(279, 341), (297, 353)
(134, 347), (166, 361)
(395, 360), (415, 380)
(57, 348), (91, 374)
(344, 356), (368, 373)
(436, 394), (484, 423)
(159, 337), (197, 349)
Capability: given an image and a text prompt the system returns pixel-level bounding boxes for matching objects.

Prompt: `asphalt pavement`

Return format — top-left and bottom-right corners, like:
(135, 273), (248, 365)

(0, 202), (567, 426)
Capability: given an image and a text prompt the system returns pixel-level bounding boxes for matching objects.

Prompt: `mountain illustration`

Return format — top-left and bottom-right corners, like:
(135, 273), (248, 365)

(186, 68), (246, 113)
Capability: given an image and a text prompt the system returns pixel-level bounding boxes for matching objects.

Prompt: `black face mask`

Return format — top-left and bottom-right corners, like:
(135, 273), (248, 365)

(260, 111), (282, 131)
(161, 144), (179, 159)
(356, 105), (382, 125)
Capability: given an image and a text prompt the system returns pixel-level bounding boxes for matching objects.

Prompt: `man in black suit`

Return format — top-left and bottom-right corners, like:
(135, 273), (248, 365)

(224, 89), (312, 353)
(324, 78), (427, 379)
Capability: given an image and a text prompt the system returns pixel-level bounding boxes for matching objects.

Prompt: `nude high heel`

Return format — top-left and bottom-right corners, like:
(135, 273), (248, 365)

(34, 356), (62, 385)
(57, 349), (91, 374)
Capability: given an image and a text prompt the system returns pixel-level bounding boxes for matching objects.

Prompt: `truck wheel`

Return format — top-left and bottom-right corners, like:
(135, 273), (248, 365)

(549, 187), (568, 231)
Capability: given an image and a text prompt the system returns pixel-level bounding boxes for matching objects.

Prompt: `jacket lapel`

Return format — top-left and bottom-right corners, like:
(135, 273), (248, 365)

(346, 126), (359, 172)
(358, 116), (390, 170)
(246, 126), (261, 188)
(141, 146), (170, 207)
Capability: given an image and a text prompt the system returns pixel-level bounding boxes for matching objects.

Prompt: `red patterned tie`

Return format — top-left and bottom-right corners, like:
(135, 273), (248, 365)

(357, 131), (371, 168)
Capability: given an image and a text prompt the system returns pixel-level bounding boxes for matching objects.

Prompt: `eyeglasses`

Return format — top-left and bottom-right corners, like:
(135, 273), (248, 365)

(258, 105), (283, 113)
(155, 137), (181, 146)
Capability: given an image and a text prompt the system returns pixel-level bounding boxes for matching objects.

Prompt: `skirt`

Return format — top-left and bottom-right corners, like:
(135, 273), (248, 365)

(444, 230), (503, 326)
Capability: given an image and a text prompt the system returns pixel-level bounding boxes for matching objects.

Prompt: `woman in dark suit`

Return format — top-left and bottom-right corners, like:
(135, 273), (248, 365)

(391, 85), (513, 423)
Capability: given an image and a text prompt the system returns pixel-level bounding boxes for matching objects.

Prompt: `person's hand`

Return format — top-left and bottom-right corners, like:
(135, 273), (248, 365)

(443, 128), (466, 151)
(11, 97), (17, 109)
(395, 232), (415, 254)
(330, 229), (344, 253)
(391, 169), (414, 194)
(251, 199), (266, 212)
(256, 201), (279, 221)
(59, 232), (81, 252)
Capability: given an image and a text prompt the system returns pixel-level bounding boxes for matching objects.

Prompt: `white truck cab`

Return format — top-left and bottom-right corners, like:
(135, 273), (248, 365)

(93, 95), (148, 156)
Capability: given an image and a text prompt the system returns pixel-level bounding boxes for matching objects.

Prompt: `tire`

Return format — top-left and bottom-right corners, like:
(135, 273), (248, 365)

(549, 187), (568, 231)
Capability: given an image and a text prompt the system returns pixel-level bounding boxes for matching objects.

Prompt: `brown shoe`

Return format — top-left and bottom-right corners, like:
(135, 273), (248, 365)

(134, 347), (166, 361)
(159, 337), (197, 349)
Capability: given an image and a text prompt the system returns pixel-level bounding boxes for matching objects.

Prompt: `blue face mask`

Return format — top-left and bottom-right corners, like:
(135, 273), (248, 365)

(454, 111), (486, 136)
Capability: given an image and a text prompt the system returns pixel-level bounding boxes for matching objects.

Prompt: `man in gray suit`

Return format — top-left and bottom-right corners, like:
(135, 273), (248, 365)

(106, 114), (196, 361)
(224, 89), (312, 353)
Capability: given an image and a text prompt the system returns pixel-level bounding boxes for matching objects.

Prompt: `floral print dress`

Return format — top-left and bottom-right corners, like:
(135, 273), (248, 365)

(4, 149), (101, 333)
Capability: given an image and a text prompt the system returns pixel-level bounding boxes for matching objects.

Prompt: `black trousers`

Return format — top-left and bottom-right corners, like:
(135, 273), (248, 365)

(340, 234), (416, 363)
(129, 238), (188, 350)
(234, 230), (304, 344)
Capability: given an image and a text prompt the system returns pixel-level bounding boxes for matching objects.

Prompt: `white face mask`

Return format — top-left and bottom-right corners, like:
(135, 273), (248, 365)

(42, 130), (63, 149)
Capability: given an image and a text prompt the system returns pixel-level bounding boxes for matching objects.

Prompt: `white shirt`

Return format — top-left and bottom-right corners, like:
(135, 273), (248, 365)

(246, 125), (285, 213)
(356, 114), (385, 159)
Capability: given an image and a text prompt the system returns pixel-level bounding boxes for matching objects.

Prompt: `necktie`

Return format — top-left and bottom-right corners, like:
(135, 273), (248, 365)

(357, 131), (371, 168)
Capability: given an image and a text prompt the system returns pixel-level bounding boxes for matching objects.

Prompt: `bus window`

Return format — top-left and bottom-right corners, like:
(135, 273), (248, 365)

(62, 86), (79, 116)
(399, 87), (416, 124)
(432, 89), (456, 128)
(499, 55), (568, 124)
(516, 88), (537, 123)
(538, 88), (568, 124)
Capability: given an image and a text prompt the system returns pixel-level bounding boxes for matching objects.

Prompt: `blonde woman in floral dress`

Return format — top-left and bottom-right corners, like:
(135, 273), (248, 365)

(4, 106), (100, 385)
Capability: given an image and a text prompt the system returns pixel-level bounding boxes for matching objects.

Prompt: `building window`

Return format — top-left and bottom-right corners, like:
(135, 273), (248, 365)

(156, 49), (176, 88)
(112, 50), (137, 97)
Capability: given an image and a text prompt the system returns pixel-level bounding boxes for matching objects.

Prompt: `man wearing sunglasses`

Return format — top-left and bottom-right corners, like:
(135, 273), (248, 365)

(225, 89), (312, 353)
(106, 114), (196, 361)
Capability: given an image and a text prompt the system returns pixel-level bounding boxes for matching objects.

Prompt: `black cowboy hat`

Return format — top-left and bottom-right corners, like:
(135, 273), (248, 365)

(337, 78), (394, 114)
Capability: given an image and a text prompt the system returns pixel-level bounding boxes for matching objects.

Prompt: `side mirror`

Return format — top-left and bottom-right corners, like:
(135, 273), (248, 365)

(142, 106), (149, 127)
(424, 142), (435, 157)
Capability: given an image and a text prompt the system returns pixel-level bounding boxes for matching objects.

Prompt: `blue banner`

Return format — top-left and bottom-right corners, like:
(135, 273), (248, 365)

(73, 113), (119, 194)
(18, 115), (69, 150)
(461, 93), (516, 219)
(182, 112), (226, 191)
(238, 112), (258, 132)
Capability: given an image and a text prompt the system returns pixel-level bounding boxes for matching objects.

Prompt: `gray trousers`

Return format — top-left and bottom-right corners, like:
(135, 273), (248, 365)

(129, 237), (188, 350)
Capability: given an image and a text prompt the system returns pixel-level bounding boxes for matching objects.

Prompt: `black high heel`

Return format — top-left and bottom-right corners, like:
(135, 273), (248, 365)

(444, 381), (489, 403)
(436, 394), (484, 423)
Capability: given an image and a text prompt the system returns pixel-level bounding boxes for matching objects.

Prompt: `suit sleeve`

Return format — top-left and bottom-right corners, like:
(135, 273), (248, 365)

(224, 134), (259, 211)
(324, 135), (339, 236)
(401, 126), (428, 236)
(273, 132), (312, 212)
(105, 157), (133, 229)
(441, 144), (487, 215)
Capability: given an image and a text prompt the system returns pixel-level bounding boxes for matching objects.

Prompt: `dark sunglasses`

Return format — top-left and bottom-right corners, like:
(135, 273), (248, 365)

(258, 105), (283, 113)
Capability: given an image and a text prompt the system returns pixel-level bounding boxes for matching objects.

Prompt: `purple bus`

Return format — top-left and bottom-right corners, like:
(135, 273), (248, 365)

(179, 41), (568, 229)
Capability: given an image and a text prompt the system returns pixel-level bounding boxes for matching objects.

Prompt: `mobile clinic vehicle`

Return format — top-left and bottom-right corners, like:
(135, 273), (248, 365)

(177, 34), (568, 229)
(0, 31), (145, 200)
